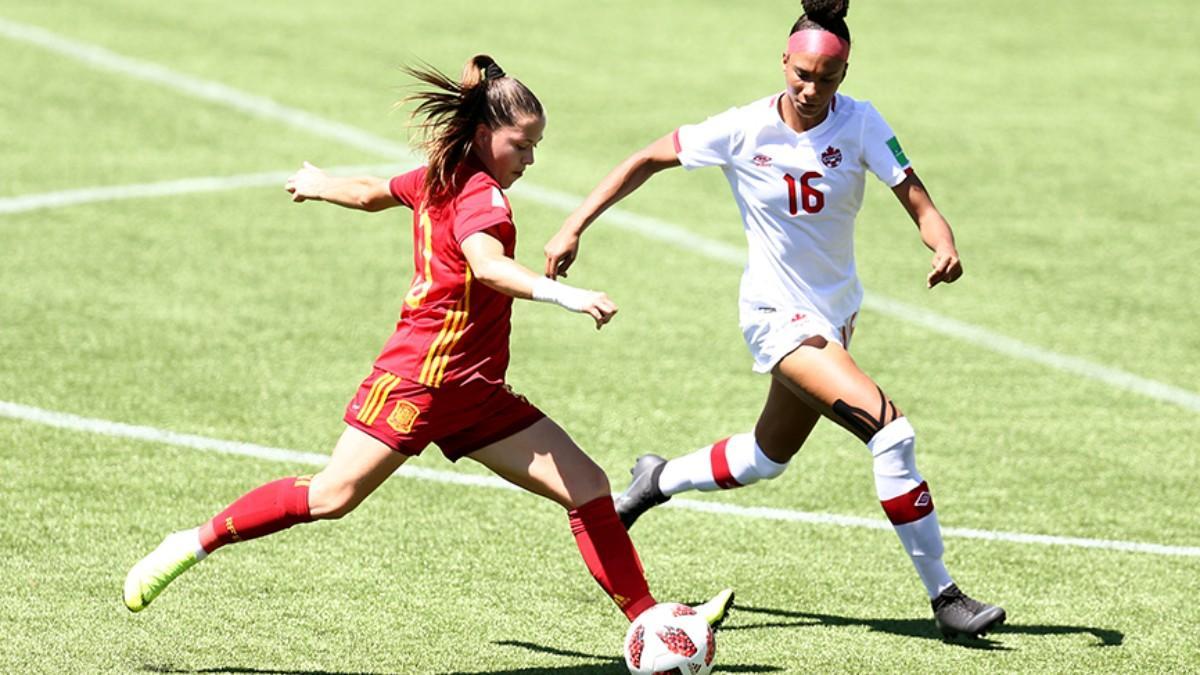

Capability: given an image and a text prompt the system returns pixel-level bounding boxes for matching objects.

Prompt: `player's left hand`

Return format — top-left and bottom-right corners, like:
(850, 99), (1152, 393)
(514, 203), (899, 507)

(580, 291), (618, 330)
(927, 246), (963, 288)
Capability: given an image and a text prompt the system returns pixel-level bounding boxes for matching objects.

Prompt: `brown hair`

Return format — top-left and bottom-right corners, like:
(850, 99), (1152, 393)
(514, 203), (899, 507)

(403, 54), (544, 197)
(790, 0), (851, 46)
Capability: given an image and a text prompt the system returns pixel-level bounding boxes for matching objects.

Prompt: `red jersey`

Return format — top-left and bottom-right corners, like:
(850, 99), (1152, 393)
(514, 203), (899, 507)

(376, 162), (516, 388)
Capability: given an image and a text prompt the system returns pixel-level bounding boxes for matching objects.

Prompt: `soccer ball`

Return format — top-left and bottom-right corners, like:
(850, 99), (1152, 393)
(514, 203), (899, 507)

(623, 602), (716, 675)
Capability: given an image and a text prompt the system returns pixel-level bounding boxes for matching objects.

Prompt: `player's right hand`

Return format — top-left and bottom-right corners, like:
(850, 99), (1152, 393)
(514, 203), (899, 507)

(544, 226), (582, 279)
(581, 291), (618, 330)
(926, 245), (963, 288)
(285, 161), (328, 202)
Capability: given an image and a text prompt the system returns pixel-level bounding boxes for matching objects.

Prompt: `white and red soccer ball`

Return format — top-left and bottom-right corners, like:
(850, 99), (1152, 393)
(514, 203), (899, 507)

(623, 602), (716, 675)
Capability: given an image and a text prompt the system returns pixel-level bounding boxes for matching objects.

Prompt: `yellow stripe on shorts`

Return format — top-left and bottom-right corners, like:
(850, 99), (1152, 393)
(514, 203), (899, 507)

(357, 373), (399, 424)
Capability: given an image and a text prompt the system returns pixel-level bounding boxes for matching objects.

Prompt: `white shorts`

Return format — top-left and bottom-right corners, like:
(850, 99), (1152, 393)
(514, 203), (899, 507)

(739, 303), (858, 373)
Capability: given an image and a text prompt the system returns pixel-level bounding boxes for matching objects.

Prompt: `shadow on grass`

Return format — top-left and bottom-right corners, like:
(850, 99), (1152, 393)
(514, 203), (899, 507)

(725, 604), (1124, 651)
(142, 638), (784, 675)
(142, 662), (381, 667)
(140, 605), (1124, 674)
(439, 639), (785, 674)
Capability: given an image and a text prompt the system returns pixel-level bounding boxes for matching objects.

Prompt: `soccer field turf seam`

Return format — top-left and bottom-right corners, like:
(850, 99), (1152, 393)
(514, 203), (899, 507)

(3, 399), (1198, 558)
(4, 15), (1198, 415)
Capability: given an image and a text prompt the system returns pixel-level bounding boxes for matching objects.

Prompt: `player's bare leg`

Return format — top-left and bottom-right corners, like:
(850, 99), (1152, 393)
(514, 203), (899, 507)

(771, 336), (901, 442)
(754, 376), (824, 463)
(773, 338), (1005, 638)
(616, 377), (821, 528)
(468, 418), (733, 625)
(124, 427), (406, 612)
(467, 417), (611, 510)
(306, 427), (410, 519)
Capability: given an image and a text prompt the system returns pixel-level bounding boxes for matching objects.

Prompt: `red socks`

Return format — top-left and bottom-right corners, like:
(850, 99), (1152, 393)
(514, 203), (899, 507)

(569, 496), (656, 621)
(196, 481), (655, 621)
(198, 476), (314, 553)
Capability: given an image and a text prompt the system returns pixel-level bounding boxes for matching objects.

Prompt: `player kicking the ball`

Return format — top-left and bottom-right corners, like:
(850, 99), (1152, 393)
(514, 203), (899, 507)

(124, 55), (733, 634)
(544, 1), (1004, 639)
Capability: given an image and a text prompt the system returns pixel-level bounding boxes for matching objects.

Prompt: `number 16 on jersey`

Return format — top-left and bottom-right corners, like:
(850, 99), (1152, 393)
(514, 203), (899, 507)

(783, 172), (824, 215)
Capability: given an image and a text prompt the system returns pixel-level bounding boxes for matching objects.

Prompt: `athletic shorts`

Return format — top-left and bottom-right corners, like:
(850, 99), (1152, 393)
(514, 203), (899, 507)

(739, 303), (857, 374)
(343, 367), (545, 461)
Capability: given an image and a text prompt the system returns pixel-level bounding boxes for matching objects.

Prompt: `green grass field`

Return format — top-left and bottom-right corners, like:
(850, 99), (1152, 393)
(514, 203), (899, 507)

(2, 1), (1198, 672)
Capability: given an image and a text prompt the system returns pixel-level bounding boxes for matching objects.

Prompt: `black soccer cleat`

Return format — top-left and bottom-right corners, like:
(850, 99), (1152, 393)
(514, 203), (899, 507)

(614, 454), (671, 529)
(932, 584), (1007, 639)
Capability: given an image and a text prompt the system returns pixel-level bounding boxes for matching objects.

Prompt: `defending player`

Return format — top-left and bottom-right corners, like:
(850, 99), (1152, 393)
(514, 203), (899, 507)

(123, 55), (733, 630)
(544, 1), (1004, 639)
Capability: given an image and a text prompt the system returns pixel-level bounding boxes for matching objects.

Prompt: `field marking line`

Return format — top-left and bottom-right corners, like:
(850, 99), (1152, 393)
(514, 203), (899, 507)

(0, 18), (419, 162)
(0, 164), (409, 215)
(2, 15), (1198, 415)
(2, 399), (1198, 558)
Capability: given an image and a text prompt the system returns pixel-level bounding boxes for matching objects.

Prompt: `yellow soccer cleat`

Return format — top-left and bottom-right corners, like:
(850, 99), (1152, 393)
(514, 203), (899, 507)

(693, 588), (735, 629)
(123, 530), (203, 612)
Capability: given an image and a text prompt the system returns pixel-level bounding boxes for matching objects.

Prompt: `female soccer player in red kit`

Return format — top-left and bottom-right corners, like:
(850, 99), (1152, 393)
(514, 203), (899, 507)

(123, 55), (732, 630)
(545, 1), (1004, 639)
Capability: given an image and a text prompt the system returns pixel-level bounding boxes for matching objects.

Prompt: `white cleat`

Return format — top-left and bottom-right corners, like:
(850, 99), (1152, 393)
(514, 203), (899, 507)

(123, 530), (203, 612)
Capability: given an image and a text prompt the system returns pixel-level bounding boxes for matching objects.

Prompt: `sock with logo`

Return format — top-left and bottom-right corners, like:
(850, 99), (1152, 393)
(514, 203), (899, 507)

(569, 496), (656, 621)
(869, 418), (954, 598)
(197, 476), (314, 554)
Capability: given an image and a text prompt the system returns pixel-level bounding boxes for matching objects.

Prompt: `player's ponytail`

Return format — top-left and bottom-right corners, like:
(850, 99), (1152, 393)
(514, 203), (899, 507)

(790, 0), (851, 46)
(403, 54), (544, 198)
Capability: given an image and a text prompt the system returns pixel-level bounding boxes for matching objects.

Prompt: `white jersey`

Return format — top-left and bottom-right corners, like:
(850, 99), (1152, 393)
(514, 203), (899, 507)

(674, 91), (912, 327)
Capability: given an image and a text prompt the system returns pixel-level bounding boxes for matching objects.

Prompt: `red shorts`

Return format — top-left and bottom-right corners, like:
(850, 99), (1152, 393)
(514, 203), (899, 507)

(343, 368), (545, 461)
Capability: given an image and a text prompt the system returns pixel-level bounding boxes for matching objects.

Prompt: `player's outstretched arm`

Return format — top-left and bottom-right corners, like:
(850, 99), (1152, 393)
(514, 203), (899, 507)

(544, 133), (682, 279)
(462, 231), (617, 329)
(285, 161), (399, 212)
(891, 172), (963, 288)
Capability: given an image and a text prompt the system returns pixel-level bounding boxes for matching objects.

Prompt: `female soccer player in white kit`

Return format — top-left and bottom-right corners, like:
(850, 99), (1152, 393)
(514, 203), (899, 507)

(544, 0), (1006, 639)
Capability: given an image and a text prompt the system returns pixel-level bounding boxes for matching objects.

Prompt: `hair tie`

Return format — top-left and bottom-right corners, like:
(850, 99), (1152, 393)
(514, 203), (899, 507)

(483, 63), (506, 81)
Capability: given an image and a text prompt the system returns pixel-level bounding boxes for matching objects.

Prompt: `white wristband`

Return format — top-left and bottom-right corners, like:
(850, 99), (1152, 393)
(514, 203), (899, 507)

(532, 277), (592, 313)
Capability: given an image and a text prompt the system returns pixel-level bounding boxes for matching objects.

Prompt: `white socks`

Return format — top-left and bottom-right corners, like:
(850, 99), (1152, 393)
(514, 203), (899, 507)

(869, 417), (953, 598)
(652, 418), (955, 600)
(658, 433), (788, 496)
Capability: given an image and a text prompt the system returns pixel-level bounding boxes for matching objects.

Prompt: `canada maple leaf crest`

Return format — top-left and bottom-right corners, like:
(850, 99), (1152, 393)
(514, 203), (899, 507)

(821, 145), (843, 168)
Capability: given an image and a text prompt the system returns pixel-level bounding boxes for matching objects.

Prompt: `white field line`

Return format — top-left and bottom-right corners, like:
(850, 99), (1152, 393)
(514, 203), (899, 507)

(0, 164), (408, 215)
(0, 18), (419, 163)
(3, 14), (1198, 415)
(2, 399), (1198, 558)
